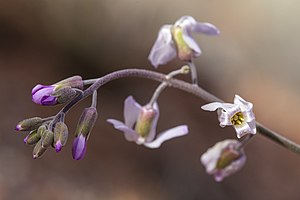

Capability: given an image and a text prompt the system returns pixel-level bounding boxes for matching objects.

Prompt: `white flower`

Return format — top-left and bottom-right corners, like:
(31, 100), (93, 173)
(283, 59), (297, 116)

(148, 16), (220, 67)
(201, 139), (246, 182)
(107, 96), (188, 148)
(201, 95), (256, 138)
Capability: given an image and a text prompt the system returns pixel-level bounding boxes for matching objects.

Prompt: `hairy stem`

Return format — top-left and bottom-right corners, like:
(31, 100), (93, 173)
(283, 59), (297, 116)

(61, 68), (300, 155)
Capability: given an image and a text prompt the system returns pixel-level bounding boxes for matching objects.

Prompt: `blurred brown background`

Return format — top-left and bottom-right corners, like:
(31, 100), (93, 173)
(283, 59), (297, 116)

(1, 0), (300, 199)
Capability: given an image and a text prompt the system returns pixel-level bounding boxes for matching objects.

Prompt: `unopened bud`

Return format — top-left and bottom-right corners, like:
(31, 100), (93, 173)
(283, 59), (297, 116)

(171, 26), (193, 61)
(33, 140), (47, 159)
(134, 106), (157, 138)
(75, 107), (98, 138)
(15, 117), (43, 131)
(54, 122), (68, 152)
(41, 130), (54, 148)
(72, 107), (98, 160)
(53, 87), (78, 104)
(24, 130), (41, 145)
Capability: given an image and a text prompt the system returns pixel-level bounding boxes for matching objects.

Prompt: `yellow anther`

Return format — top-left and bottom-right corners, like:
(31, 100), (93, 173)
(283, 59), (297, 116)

(231, 112), (245, 126)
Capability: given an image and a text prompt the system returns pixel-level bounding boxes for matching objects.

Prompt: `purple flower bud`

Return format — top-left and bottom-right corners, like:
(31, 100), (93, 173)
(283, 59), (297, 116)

(72, 107), (98, 160)
(72, 135), (87, 160)
(31, 76), (84, 106)
(32, 84), (57, 105)
(55, 140), (63, 152)
(54, 122), (68, 152)
(15, 117), (43, 131)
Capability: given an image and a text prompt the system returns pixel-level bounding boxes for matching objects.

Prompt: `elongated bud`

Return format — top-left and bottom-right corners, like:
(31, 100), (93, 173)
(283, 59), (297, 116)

(41, 130), (54, 148)
(135, 106), (157, 138)
(15, 117), (43, 131)
(171, 26), (193, 61)
(24, 130), (41, 145)
(72, 107), (98, 160)
(33, 140), (47, 159)
(32, 76), (83, 106)
(54, 122), (68, 152)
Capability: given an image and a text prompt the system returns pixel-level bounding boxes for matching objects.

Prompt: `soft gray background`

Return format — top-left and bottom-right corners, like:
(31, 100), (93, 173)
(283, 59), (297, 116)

(1, 0), (300, 199)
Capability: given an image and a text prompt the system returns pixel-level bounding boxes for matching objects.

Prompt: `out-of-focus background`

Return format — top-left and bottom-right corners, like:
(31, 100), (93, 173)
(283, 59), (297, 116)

(1, 0), (300, 199)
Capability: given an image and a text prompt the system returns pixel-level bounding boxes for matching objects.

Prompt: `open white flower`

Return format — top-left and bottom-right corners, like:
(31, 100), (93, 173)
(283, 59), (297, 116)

(148, 16), (220, 67)
(107, 96), (188, 148)
(201, 95), (256, 138)
(201, 139), (246, 182)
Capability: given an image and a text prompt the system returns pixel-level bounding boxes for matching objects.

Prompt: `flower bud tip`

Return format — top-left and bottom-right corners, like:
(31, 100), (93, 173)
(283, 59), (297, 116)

(55, 141), (63, 152)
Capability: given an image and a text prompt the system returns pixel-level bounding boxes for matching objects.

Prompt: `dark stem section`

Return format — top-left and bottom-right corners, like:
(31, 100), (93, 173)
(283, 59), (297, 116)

(60, 68), (300, 156)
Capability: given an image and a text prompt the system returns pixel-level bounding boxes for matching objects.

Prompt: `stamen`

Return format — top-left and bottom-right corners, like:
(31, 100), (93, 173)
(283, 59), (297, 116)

(231, 112), (245, 126)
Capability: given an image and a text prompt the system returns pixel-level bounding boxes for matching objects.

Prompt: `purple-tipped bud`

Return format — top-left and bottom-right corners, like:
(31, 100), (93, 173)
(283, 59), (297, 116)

(33, 140), (47, 159)
(72, 107), (98, 160)
(72, 135), (87, 160)
(15, 117), (43, 131)
(31, 76), (84, 106)
(54, 122), (68, 152)
(24, 130), (41, 145)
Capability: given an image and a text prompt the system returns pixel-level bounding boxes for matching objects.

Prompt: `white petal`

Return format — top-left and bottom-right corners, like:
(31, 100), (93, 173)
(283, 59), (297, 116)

(234, 95), (253, 111)
(145, 102), (160, 142)
(218, 110), (232, 127)
(234, 123), (255, 138)
(192, 22), (220, 35)
(107, 119), (139, 142)
(148, 25), (176, 68)
(201, 102), (224, 111)
(124, 96), (141, 128)
(174, 16), (197, 32)
(144, 125), (188, 149)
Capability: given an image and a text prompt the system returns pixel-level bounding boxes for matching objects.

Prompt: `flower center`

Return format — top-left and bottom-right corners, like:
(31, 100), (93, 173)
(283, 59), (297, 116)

(231, 112), (245, 126)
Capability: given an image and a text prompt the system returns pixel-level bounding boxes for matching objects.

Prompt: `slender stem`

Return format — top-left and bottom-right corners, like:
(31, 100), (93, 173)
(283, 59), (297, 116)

(189, 61), (198, 85)
(91, 90), (97, 108)
(59, 68), (300, 156)
(237, 134), (255, 149)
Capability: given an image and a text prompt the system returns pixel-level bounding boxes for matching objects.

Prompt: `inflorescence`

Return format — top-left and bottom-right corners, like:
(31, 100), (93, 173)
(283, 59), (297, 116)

(15, 15), (300, 182)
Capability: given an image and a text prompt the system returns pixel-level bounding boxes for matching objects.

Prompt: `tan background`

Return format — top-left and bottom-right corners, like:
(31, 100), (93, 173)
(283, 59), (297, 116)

(1, 0), (300, 199)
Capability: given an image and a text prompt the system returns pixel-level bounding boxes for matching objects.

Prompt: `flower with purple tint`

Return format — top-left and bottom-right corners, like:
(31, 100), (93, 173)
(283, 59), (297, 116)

(107, 96), (188, 148)
(72, 107), (98, 160)
(201, 139), (246, 182)
(31, 75), (84, 106)
(148, 16), (220, 67)
(201, 95), (256, 138)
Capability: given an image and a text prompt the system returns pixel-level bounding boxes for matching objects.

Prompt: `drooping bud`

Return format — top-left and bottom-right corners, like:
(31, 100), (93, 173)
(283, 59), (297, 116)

(31, 75), (84, 106)
(201, 139), (246, 182)
(72, 107), (98, 160)
(171, 26), (193, 61)
(54, 122), (68, 152)
(33, 140), (47, 159)
(41, 130), (54, 148)
(24, 130), (41, 145)
(134, 106), (157, 138)
(15, 117), (43, 131)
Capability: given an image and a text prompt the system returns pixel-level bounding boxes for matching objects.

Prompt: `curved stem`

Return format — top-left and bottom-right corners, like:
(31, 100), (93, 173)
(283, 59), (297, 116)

(61, 68), (300, 156)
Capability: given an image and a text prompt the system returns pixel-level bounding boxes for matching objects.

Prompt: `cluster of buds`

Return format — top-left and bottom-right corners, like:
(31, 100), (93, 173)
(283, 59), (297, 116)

(15, 116), (69, 158)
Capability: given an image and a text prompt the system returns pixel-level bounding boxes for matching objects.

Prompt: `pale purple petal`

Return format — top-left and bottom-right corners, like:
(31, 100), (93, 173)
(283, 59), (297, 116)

(72, 134), (87, 160)
(192, 22), (220, 35)
(174, 16), (197, 32)
(217, 109), (232, 127)
(234, 95), (253, 111)
(144, 125), (188, 149)
(31, 84), (57, 105)
(148, 25), (176, 68)
(107, 119), (139, 142)
(124, 96), (141, 128)
(145, 102), (160, 142)
(182, 29), (201, 56)
(201, 102), (224, 111)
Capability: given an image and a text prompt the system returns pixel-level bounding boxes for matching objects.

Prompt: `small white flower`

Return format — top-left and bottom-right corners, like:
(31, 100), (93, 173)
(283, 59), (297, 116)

(107, 96), (188, 148)
(148, 16), (220, 67)
(201, 139), (246, 182)
(201, 95), (256, 138)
